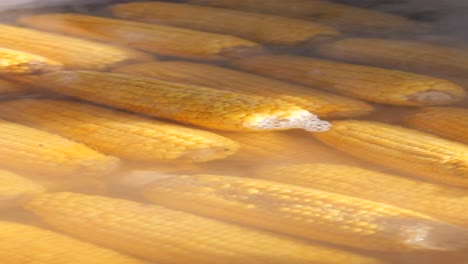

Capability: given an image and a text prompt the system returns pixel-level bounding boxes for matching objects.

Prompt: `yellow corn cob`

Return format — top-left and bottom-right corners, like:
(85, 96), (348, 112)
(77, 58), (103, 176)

(0, 99), (239, 162)
(18, 14), (262, 60)
(113, 61), (373, 118)
(403, 107), (468, 145)
(110, 2), (338, 45)
(313, 120), (468, 187)
(31, 176), (106, 194)
(0, 221), (148, 264)
(142, 174), (468, 251)
(254, 163), (468, 227)
(0, 118), (119, 177)
(0, 23), (150, 70)
(0, 169), (44, 208)
(317, 38), (468, 77)
(216, 130), (358, 164)
(232, 55), (465, 106)
(25, 192), (382, 264)
(217, 131), (321, 159)
(0, 79), (28, 96)
(0, 47), (62, 75)
(35, 71), (330, 132)
(192, 130), (359, 176)
(190, 0), (427, 34)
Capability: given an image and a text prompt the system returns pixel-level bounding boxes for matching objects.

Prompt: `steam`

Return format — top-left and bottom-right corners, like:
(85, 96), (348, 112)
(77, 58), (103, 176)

(375, 0), (468, 38)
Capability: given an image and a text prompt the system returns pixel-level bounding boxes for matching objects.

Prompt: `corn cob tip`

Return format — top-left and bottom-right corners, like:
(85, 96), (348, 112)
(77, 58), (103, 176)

(397, 221), (468, 251)
(248, 110), (331, 132)
(408, 90), (463, 105)
(17, 62), (60, 75)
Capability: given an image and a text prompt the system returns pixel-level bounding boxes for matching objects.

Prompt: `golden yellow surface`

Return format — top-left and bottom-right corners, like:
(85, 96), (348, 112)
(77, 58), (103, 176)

(0, 221), (148, 263)
(0, 118), (119, 177)
(0, 169), (44, 208)
(232, 55), (465, 106)
(0, 3), (466, 263)
(0, 99), (239, 162)
(0, 47), (62, 75)
(313, 120), (468, 188)
(142, 174), (468, 251)
(110, 2), (338, 45)
(0, 79), (27, 96)
(34, 71), (330, 132)
(18, 14), (262, 60)
(0, 23), (150, 70)
(404, 107), (468, 145)
(114, 61), (373, 118)
(254, 163), (468, 227)
(189, 0), (427, 34)
(24, 192), (382, 264)
(317, 38), (468, 77)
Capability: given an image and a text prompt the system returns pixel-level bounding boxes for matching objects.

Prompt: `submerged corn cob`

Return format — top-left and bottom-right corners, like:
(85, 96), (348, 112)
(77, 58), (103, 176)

(142, 174), (468, 251)
(0, 118), (119, 177)
(0, 169), (44, 208)
(313, 120), (468, 187)
(0, 221), (148, 264)
(114, 61), (373, 118)
(0, 47), (62, 75)
(18, 14), (261, 60)
(404, 107), (468, 145)
(215, 130), (358, 165)
(25, 192), (382, 264)
(254, 163), (468, 227)
(0, 99), (239, 162)
(0, 24), (150, 70)
(232, 55), (465, 106)
(217, 131), (323, 159)
(190, 0), (427, 34)
(317, 38), (468, 77)
(110, 2), (338, 45)
(0, 79), (28, 96)
(36, 71), (330, 132)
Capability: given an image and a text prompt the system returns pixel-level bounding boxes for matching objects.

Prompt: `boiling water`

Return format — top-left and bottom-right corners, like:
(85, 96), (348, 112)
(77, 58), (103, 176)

(0, 1), (467, 263)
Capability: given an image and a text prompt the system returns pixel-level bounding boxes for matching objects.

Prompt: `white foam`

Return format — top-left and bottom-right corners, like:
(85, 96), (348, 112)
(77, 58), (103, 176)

(247, 110), (331, 132)
(411, 90), (453, 103)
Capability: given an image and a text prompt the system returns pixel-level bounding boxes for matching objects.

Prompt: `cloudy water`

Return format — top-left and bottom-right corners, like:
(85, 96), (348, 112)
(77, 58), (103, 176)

(0, 0), (467, 263)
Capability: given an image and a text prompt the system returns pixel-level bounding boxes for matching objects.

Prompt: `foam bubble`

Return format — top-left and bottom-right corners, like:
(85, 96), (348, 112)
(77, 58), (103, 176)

(246, 110), (331, 132)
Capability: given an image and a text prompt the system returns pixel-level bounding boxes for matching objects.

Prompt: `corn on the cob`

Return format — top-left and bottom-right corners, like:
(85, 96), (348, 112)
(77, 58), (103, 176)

(142, 174), (468, 251)
(18, 14), (262, 60)
(232, 55), (465, 106)
(0, 221), (148, 264)
(0, 99), (239, 162)
(313, 120), (468, 187)
(254, 163), (468, 227)
(0, 47), (62, 75)
(317, 38), (468, 77)
(0, 118), (119, 177)
(25, 192), (382, 264)
(35, 71), (330, 132)
(110, 2), (338, 45)
(114, 61), (373, 118)
(0, 169), (44, 208)
(0, 79), (28, 96)
(0, 24), (151, 70)
(403, 107), (468, 145)
(193, 130), (359, 176)
(215, 130), (358, 164)
(32, 176), (107, 194)
(190, 0), (427, 34)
